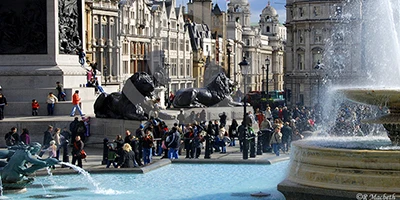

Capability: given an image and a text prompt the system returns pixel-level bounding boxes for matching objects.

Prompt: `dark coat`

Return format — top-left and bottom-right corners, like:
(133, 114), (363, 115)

(72, 139), (84, 156)
(118, 150), (136, 168)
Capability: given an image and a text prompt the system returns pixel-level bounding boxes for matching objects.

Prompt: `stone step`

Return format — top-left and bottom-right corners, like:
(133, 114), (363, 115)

(4, 100), (96, 116)
(1, 85), (120, 102)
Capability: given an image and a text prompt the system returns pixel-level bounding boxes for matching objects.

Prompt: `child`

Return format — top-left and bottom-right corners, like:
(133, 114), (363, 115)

(32, 99), (40, 116)
(106, 143), (118, 168)
(43, 140), (58, 169)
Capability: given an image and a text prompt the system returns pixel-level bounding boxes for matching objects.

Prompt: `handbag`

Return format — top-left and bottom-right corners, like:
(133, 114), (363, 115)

(74, 142), (87, 159)
(80, 149), (87, 159)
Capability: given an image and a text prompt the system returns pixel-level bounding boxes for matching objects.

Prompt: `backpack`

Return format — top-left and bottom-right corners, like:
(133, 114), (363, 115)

(5, 133), (15, 146)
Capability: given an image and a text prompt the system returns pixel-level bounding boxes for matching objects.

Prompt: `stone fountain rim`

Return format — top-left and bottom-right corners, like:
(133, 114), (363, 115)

(292, 139), (400, 153)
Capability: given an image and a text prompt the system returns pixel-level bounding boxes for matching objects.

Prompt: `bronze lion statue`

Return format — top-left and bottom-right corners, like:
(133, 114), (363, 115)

(94, 72), (174, 120)
(172, 72), (242, 108)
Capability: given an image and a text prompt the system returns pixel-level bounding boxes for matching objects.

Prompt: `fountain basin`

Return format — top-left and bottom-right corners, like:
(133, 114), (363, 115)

(279, 138), (400, 199)
(338, 88), (400, 109)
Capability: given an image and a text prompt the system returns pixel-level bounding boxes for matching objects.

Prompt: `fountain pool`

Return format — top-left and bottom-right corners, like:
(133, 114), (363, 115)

(8, 161), (288, 200)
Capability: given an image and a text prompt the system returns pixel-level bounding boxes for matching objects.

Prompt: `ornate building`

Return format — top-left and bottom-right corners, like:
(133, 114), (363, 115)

(227, 0), (286, 92)
(85, 0), (120, 83)
(284, 0), (361, 107)
(85, 0), (194, 91)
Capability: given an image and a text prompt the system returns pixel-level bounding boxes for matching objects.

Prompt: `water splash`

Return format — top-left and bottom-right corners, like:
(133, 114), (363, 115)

(58, 162), (131, 195)
(59, 162), (100, 191)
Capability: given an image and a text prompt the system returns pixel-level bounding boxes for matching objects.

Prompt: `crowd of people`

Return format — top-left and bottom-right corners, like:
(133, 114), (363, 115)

(3, 116), (91, 169)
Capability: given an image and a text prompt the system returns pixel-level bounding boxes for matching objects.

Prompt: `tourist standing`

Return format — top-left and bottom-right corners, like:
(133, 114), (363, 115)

(31, 99), (40, 116)
(219, 112), (227, 127)
(228, 119), (238, 146)
(56, 81), (66, 101)
(184, 126), (194, 158)
(142, 127), (154, 165)
(177, 109), (185, 130)
(135, 124), (145, 163)
(39, 125), (53, 157)
(5, 127), (18, 146)
(53, 128), (62, 160)
(72, 135), (84, 168)
(69, 117), (79, 139)
(281, 122), (293, 153)
(166, 127), (181, 159)
(70, 90), (84, 117)
(20, 128), (31, 145)
(0, 93), (7, 120)
(46, 92), (58, 115)
(77, 48), (86, 67)
(106, 143), (118, 168)
(270, 126), (282, 156)
(129, 135), (143, 166)
(60, 127), (71, 165)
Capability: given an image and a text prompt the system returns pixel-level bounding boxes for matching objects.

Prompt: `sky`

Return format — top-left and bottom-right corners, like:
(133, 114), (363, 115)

(180, 0), (287, 24)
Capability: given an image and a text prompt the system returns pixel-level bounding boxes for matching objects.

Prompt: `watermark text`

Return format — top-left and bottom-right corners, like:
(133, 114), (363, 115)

(356, 193), (396, 200)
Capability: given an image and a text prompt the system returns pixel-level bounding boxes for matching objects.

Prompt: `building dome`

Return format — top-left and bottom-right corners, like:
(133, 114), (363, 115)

(261, 3), (278, 17)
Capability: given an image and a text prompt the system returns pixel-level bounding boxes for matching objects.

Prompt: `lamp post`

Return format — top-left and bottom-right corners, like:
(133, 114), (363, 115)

(164, 63), (171, 105)
(239, 57), (250, 160)
(265, 58), (270, 96)
(226, 43), (232, 79)
(261, 65), (265, 91)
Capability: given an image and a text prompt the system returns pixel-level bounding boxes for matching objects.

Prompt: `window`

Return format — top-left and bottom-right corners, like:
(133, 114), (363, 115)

(298, 30), (304, 43)
(186, 59), (190, 76)
(186, 41), (190, 51)
(123, 61), (129, 74)
(171, 58), (177, 76)
(180, 39), (184, 51)
(299, 7), (304, 17)
(122, 43), (128, 55)
(312, 48), (323, 68)
(180, 59), (184, 76)
(101, 24), (107, 39)
(266, 26), (270, 32)
(313, 6), (319, 17)
(162, 38), (168, 50)
(171, 21), (176, 29)
(171, 38), (177, 50)
(297, 53), (304, 70)
(314, 29), (322, 43)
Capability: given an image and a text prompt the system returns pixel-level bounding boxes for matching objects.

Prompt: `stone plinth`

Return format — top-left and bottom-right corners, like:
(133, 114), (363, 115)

(0, 0), (87, 114)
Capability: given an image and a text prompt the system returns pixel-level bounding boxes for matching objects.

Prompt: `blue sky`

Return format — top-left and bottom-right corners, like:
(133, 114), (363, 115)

(180, 0), (287, 23)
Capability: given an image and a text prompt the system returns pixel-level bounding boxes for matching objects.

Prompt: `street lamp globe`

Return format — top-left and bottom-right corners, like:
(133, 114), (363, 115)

(265, 57), (270, 66)
(238, 57), (250, 75)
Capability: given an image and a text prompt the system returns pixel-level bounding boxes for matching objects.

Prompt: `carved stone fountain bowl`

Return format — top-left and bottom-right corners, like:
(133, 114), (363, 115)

(338, 88), (400, 124)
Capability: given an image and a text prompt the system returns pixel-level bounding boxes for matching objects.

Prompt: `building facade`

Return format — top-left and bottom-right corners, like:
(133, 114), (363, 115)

(284, 0), (361, 107)
(86, 0), (194, 92)
(227, 0), (286, 93)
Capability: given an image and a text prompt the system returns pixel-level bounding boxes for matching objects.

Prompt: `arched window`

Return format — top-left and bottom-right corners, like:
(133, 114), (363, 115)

(311, 47), (324, 68)
(266, 26), (270, 32)
(297, 48), (305, 70)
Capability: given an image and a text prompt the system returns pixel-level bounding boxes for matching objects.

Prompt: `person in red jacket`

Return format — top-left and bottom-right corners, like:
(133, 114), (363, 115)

(32, 99), (40, 116)
(70, 90), (84, 117)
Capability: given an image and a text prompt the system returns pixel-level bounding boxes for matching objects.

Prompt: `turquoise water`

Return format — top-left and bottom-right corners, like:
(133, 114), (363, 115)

(7, 161), (288, 200)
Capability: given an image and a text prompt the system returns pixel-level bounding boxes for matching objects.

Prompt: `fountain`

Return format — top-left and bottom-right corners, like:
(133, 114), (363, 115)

(278, 0), (400, 199)
(0, 143), (58, 194)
